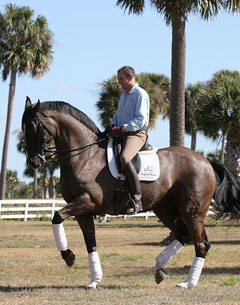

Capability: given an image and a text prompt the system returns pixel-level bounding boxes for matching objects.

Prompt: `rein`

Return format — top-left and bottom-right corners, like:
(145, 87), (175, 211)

(24, 113), (108, 163)
(44, 137), (107, 162)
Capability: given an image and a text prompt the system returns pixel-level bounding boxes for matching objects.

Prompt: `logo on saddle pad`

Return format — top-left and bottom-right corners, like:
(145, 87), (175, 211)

(107, 138), (160, 181)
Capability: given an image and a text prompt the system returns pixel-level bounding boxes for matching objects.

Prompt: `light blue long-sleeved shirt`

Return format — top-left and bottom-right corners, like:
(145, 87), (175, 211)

(111, 83), (149, 132)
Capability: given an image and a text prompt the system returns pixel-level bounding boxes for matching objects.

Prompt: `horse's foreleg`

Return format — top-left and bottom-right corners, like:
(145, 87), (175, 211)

(76, 214), (103, 289)
(52, 208), (75, 267)
(51, 192), (98, 267)
(154, 240), (184, 284)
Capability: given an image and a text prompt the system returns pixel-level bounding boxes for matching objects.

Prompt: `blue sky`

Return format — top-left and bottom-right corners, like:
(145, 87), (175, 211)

(1, 1), (240, 182)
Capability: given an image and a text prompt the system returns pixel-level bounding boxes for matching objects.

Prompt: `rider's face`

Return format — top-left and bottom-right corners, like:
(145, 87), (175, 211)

(117, 70), (134, 92)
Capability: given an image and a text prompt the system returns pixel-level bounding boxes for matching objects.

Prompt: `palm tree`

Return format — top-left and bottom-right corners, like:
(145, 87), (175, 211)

(185, 82), (206, 150)
(23, 166), (40, 198)
(39, 158), (59, 198)
(197, 70), (240, 174)
(96, 75), (120, 128)
(16, 130), (39, 197)
(96, 72), (170, 129)
(23, 158), (59, 199)
(6, 169), (19, 199)
(115, 0), (240, 146)
(0, 4), (53, 199)
(17, 130), (59, 198)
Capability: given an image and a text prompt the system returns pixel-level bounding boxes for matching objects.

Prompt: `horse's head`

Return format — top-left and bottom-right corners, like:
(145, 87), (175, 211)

(22, 96), (55, 169)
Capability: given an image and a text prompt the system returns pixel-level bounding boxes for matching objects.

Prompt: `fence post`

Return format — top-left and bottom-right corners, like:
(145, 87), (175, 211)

(24, 201), (29, 222)
(51, 200), (56, 220)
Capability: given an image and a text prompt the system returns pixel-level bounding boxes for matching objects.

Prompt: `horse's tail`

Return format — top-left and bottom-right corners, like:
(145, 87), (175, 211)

(210, 160), (240, 220)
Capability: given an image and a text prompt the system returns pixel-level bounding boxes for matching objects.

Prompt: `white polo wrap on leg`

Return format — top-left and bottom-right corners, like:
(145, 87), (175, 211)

(155, 239), (184, 272)
(177, 256), (205, 289)
(87, 251), (103, 289)
(52, 223), (68, 251)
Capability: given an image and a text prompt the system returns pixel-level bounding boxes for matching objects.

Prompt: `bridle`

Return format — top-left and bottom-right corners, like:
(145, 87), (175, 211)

(24, 115), (107, 163)
(23, 116), (50, 164)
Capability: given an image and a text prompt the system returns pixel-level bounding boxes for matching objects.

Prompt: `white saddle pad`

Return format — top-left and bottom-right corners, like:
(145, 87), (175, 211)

(107, 138), (160, 181)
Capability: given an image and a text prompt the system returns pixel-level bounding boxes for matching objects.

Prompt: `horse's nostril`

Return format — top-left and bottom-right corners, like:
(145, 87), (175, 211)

(28, 156), (42, 169)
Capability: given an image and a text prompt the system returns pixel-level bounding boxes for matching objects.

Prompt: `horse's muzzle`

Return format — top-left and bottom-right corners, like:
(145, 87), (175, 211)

(27, 155), (45, 169)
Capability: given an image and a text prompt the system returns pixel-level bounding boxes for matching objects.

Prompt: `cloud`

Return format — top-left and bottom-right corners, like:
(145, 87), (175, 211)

(56, 84), (79, 93)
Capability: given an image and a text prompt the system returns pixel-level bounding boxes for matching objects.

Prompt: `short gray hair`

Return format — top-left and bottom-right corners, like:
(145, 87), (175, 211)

(117, 66), (135, 77)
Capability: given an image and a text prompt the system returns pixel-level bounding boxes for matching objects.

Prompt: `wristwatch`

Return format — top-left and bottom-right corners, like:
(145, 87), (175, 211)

(122, 125), (127, 132)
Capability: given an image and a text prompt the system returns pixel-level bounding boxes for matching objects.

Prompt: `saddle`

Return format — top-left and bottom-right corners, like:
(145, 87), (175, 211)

(107, 137), (160, 181)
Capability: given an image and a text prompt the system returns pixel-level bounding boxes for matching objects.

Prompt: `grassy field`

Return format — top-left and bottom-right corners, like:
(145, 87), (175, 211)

(0, 216), (240, 305)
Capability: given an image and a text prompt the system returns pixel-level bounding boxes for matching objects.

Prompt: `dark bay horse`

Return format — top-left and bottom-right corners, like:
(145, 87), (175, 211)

(22, 97), (237, 289)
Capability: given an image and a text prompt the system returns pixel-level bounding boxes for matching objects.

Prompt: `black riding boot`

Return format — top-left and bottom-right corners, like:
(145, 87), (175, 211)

(124, 161), (143, 215)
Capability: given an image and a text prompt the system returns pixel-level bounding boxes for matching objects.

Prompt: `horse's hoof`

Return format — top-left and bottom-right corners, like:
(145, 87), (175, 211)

(176, 282), (194, 289)
(85, 281), (99, 289)
(155, 268), (167, 284)
(61, 249), (75, 267)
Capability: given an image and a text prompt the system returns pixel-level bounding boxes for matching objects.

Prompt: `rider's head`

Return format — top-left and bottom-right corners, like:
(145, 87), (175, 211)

(117, 66), (136, 92)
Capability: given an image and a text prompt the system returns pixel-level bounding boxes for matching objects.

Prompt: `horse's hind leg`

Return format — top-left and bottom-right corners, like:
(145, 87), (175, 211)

(154, 239), (184, 284)
(176, 206), (211, 289)
(153, 202), (185, 284)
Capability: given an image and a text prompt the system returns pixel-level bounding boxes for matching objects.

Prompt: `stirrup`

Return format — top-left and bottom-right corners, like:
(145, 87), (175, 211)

(125, 196), (143, 215)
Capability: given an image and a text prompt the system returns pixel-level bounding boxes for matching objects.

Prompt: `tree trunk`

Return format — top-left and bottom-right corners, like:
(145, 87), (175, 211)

(170, 12), (186, 147)
(191, 130), (197, 151)
(42, 176), (49, 199)
(49, 176), (56, 198)
(225, 132), (240, 176)
(220, 135), (225, 164)
(33, 169), (38, 198)
(0, 70), (17, 199)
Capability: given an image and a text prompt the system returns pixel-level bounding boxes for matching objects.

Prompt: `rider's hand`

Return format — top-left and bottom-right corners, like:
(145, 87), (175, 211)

(110, 126), (123, 137)
(100, 125), (112, 137)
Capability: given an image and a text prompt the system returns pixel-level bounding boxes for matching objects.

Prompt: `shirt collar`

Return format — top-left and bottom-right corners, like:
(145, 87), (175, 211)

(124, 83), (139, 94)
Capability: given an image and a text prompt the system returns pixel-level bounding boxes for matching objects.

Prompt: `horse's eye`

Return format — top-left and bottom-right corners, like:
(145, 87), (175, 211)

(20, 139), (26, 152)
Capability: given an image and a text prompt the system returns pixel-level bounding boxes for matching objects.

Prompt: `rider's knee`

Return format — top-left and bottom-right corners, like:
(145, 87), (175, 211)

(120, 154), (130, 167)
(52, 211), (62, 224)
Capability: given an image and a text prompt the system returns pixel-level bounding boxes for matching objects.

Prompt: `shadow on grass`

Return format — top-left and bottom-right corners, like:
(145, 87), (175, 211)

(120, 265), (240, 277)
(0, 284), (141, 292)
(166, 266), (240, 276)
(134, 239), (240, 247)
(95, 223), (163, 229)
(211, 240), (240, 245)
(0, 285), (90, 293)
(1, 265), (239, 293)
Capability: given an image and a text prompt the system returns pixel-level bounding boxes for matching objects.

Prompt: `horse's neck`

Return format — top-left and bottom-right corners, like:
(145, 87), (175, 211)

(54, 115), (98, 149)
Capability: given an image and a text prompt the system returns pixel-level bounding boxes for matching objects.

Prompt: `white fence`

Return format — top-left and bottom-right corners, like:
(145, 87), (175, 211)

(0, 199), (156, 222)
(0, 199), (66, 221)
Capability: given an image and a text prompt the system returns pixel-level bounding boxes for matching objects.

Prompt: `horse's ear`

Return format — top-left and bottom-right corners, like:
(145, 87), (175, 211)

(25, 96), (32, 108)
(31, 99), (41, 114)
(36, 99), (40, 111)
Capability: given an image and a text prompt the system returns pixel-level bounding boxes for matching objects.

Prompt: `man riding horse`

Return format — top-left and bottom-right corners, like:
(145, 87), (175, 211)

(110, 65), (150, 214)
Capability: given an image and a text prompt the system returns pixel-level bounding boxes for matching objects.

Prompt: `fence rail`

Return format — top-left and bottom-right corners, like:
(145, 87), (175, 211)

(0, 199), (156, 222)
(0, 199), (66, 221)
